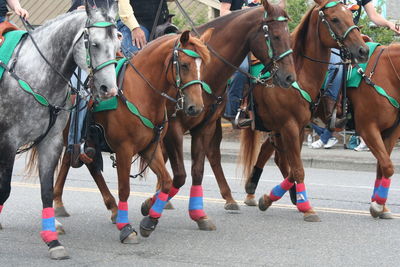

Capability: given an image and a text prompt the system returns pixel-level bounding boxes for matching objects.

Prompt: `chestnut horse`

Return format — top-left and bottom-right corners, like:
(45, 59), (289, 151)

(239, 0), (368, 221)
(53, 30), (213, 242)
(143, 0), (296, 231)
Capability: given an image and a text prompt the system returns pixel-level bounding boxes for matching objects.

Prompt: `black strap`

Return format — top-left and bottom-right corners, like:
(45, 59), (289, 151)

(149, 0), (164, 41)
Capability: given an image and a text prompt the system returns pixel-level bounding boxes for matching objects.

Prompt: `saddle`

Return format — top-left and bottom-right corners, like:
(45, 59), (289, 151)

(0, 21), (19, 46)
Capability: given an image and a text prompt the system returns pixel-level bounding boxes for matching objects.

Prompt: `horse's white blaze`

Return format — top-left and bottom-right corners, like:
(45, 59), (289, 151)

(195, 58), (202, 80)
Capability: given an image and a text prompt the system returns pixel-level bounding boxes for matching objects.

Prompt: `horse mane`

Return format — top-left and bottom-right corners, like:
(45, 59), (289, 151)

(291, 5), (316, 73)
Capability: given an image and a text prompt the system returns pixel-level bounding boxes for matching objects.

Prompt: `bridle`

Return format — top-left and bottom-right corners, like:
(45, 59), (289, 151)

(171, 39), (211, 111)
(318, 1), (359, 59)
(258, 12), (293, 80)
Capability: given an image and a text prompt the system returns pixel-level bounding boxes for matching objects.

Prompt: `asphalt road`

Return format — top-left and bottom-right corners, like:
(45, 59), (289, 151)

(0, 154), (399, 266)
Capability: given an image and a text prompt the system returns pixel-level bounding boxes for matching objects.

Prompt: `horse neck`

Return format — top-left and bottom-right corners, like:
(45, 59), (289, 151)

(16, 12), (86, 102)
(197, 8), (262, 94)
(292, 9), (331, 101)
(124, 40), (176, 122)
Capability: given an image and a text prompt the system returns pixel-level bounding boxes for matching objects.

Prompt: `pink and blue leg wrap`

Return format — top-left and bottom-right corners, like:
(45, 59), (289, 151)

(371, 178), (381, 202)
(40, 208), (58, 243)
(116, 201), (129, 230)
(168, 186), (179, 200)
(189, 185), (206, 220)
(149, 191), (168, 219)
(296, 183), (312, 212)
(269, 178), (294, 202)
(374, 177), (391, 205)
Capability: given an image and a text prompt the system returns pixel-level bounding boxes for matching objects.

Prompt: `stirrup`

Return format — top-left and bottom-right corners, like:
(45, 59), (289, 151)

(328, 108), (347, 132)
(234, 109), (253, 129)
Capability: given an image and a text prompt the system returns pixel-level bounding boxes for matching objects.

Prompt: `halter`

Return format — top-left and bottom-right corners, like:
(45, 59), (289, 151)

(258, 12), (293, 80)
(171, 40), (211, 111)
(318, 1), (359, 58)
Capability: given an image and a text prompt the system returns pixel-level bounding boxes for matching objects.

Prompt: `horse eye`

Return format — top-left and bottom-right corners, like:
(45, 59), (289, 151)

(181, 63), (189, 70)
(91, 42), (99, 47)
(273, 35), (280, 41)
(332, 17), (340, 23)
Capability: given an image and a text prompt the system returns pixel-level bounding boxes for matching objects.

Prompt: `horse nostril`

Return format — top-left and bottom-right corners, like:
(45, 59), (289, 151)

(100, 85), (108, 93)
(286, 74), (295, 85)
(359, 46), (369, 58)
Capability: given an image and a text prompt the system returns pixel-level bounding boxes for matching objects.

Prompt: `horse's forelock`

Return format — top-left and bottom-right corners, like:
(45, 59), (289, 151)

(188, 36), (210, 64)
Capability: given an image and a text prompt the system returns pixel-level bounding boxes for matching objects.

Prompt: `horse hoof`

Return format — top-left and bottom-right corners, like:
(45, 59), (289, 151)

(55, 219), (65, 235)
(379, 212), (394, 219)
(304, 214), (321, 222)
(164, 201), (174, 210)
(120, 224), (139, 244)
(55, 206), (70, 217)
(196, 218), (216, 231)
(244, 195), (257, 206)
(140, 198), (152, 217)
(139, 216), (158, 238)
(245, 182), (257, 194)
(49, 246), (69, 260)
(370, 202), (384, 218)
(258, 195), (272, 211)
(224, 201), (240, 211)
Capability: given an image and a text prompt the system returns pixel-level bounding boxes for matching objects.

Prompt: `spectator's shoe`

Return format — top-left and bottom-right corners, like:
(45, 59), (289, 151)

(324, 137), (338, 149)
(311, 139), (324, 149)
(354, 141), (369, 151)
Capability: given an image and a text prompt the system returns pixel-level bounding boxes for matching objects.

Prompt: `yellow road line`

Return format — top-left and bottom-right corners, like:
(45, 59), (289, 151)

(11, 182), (400, 218)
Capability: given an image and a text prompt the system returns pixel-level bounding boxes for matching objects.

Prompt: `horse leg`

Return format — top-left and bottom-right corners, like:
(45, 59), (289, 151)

(189, 128), (216, 231)
(0, 142), (17, 231)
(54, 150), (71, 218)
(205, 118), (239, 211)
(259, 127), (320, 222)
(86, 161), (118, 223)
(139, 143), (173, 238)
(363, 126), (399, 218)
(244, 138), (275, 206)
(36, 138), (69, 259)
(115, 143), (139, 244)
(141, 126), (183, 216)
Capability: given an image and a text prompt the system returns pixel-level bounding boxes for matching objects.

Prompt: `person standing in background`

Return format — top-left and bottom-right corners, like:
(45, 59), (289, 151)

(0, 0), (29, 22)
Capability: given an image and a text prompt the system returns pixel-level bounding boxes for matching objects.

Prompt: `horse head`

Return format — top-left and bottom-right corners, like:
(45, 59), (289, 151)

(167, 29), (213, 117)
(72, 1), (120, 99)
(248, 0), (296, 88)
(313, 0), (369, 63)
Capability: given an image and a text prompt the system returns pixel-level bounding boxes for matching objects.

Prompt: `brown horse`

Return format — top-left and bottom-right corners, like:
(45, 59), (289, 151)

(53, 30), (213, 242)
(348, 43), (400, 218)
(143, 0), (297, 231)
(239, 0), (368, 221)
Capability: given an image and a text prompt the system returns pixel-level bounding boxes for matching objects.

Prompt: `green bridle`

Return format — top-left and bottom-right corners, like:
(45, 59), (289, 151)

(318, 1), (359, 48)
(258, 11), (293, 78)
(83, 21), (118, 75)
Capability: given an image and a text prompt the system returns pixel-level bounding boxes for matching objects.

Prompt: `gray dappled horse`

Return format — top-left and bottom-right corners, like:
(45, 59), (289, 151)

(0, 3), (120, 260)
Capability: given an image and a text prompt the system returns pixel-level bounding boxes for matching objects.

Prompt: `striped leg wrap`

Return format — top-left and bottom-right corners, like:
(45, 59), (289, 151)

(189, 185), (206, 220)
(168, 186), (179, 200)
(116, 201), (129, 230)
(149, 192), (168, 219)
(269, 178), (294, 202)
(296, 183), (312, 212)
(371, 178), (381, 202)
(40, 208), (58, 243)
(374, 177), (391, 205)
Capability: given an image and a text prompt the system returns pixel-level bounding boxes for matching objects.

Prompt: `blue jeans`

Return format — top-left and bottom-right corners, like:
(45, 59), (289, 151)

(117, 20), (150, 57)
(67, 68), (89, 150)
(311, 123), (332, 144)
(0, 16), (5, 23)
(324, 49), (343, 100)
(224, 58), (249, 118)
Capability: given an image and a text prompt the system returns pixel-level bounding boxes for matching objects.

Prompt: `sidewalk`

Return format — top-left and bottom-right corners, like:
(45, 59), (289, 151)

(182, 135), (400, 172)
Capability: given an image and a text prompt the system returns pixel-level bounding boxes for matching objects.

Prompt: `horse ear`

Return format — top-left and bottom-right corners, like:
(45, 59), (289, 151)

(263, 0), (273, 14)
(313, 0), (324, 5)
(108, 1), (118, 20)
(180, 30), (190, 46)
(85, 0), (95, 18)
(200, 28), (214, 44)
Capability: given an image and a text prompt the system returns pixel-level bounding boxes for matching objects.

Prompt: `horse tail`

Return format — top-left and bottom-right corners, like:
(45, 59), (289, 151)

(239, 127), (262, 183)
(25, 147), (39, 176)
